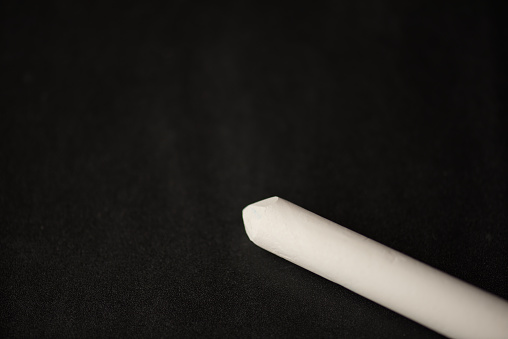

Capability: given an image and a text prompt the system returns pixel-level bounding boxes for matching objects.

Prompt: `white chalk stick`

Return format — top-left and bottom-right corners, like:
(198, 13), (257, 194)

(243, 196), (508, 339)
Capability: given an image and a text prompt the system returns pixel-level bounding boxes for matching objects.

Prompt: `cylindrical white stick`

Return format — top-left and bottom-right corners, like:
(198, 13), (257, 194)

(243, 196), (508, 339)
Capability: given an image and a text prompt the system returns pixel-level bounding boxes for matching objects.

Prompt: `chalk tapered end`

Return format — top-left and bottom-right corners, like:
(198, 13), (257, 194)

(242, 196), (279, 243)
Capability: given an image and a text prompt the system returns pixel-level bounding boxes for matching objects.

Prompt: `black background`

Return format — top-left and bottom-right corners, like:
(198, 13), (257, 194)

(2, 1), (507, 338)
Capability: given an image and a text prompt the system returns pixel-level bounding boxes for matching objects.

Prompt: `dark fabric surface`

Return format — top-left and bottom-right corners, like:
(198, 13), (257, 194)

(1, 1), (507, 338)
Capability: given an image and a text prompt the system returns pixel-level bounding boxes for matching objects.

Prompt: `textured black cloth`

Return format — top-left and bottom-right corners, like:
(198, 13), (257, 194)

(1, 2), (507, 338)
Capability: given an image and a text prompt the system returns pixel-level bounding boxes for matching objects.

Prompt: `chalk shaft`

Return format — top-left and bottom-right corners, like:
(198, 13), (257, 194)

(243, 197), (508, 339)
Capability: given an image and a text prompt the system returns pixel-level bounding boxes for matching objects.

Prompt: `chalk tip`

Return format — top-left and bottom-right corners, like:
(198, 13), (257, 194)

(242, 196), (279, 243)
